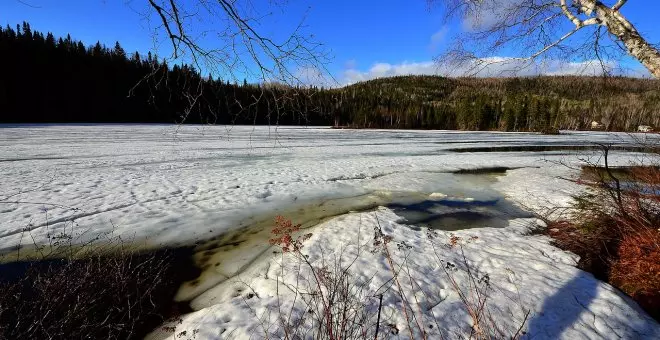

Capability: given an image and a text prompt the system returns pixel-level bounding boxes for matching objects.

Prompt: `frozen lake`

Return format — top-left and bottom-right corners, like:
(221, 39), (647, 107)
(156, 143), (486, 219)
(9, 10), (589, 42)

(0, 124), (651, 252)
(2, 125), (659, 339)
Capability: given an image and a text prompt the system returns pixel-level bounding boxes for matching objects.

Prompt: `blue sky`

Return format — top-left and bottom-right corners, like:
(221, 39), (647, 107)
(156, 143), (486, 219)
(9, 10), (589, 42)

(3, 0), (660, 83)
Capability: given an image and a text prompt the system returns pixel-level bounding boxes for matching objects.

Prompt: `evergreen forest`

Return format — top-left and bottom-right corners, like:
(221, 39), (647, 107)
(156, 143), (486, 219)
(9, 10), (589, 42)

(2, 22), (660, 132)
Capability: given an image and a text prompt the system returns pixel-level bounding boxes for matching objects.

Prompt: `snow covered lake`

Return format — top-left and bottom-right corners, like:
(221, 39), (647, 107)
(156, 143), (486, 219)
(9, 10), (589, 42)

(1, 125), (659, 339)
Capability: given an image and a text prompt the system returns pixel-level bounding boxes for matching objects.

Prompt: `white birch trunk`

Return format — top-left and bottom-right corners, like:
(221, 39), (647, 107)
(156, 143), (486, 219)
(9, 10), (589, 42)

(579, 0), (660, 77)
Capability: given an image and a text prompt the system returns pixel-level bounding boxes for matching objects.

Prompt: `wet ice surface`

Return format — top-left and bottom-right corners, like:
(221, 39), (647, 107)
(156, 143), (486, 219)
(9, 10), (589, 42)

(175, 171), (535, 303)
(2, 125), (659, 339)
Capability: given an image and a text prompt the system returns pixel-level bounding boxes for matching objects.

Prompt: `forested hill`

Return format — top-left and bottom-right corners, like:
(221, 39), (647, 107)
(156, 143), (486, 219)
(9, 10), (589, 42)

(2, 22), (660, 132)
(333, 76), (660, 132)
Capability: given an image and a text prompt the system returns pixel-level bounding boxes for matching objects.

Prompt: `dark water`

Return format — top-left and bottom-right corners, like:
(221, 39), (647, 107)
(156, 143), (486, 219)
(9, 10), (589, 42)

(387, 196), (534, 231)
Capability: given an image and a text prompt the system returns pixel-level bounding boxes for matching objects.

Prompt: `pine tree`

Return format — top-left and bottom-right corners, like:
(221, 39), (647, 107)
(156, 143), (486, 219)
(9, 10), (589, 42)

(113, 41), (126, 60)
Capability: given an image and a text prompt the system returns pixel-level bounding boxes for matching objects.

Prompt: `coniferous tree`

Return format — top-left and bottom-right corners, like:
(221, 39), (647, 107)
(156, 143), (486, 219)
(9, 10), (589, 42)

(1, 22), (660, 131)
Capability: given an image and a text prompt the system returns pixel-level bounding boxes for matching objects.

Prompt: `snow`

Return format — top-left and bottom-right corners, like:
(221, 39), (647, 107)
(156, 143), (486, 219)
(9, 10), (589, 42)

(1, 125), (659, 338)
(150, 210), (658, 339)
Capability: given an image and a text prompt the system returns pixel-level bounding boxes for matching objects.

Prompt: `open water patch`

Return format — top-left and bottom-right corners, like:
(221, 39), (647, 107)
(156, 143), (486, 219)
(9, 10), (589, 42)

(387, 195), (534, 231)
(452, 166), (518, 175)
(176, 170), (537, 301)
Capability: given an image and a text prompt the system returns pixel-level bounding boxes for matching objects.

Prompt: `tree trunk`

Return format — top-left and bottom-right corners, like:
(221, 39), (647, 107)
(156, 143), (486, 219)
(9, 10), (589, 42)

(590, 2), (660, 78)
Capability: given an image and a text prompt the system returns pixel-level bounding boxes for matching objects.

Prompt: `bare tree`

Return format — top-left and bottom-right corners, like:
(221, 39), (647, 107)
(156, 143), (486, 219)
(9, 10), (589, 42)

(431, 0), (660, 77)
(136, 0), (333, 124)
(144, 0), (329, 84)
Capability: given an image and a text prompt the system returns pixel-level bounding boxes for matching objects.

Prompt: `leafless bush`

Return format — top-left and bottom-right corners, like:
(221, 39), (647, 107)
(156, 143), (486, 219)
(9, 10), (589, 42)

(548, 142), (660, 319)
(0, 227), (190, 339)
(262, 216), (379, 339)
(258, 216), (529, 339)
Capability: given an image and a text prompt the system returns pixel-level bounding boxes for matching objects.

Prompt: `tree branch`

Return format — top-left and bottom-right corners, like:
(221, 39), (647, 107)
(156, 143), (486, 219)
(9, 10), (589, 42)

(560, 0), (582, 27)
(430, 0), (659, 77)
(147, 0), (180, 58)
(523, 24), (585, 60)
(145, 0), (330, 85)
(612, 0), (627, 11)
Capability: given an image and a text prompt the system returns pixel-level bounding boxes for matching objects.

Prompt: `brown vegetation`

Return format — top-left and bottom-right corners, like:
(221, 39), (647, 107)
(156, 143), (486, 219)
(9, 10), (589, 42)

(547, 151), (660, 320)
(610, 230), (660, 316)
(0, 245), (196, 339)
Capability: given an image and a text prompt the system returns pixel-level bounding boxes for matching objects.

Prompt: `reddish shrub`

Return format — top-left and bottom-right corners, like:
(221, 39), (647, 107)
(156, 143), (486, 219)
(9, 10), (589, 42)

(546, 219), (617, 281)
(269, 215), (311, 253)
(610, 230), (660, 319)
(549, 158), (660, 321)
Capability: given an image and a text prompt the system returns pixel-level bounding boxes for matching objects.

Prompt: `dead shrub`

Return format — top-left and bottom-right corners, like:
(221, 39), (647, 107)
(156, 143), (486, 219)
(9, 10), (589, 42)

(610, 230), (660, 320)
(0, 245), (193, 340)
(260, 216), (529, 340)
(549, 144), (660, 320)
(266, 216), (377, 340)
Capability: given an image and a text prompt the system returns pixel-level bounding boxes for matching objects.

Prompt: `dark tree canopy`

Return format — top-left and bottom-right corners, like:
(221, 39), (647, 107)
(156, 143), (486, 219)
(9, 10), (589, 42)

(0, 22), (330, 125)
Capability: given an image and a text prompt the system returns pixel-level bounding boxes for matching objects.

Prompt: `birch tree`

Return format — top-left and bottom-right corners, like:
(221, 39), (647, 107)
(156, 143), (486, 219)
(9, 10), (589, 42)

(433, 0), (660, 77)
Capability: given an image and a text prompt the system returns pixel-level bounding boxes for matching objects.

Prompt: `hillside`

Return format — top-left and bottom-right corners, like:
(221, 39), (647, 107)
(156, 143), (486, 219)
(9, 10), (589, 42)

(330, 75), (660, 131)
(3, 22), (660, 132)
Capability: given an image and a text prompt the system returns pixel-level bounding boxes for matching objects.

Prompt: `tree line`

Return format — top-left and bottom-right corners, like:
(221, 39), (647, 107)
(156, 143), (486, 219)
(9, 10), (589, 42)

(333, 75), (660, 132)
(0, 22), (329, 125)
(2, 22), (660, 132)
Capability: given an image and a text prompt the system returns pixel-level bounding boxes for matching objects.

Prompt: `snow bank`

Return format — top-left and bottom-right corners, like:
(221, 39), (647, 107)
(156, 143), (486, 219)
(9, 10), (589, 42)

(148, 208), (659, 339)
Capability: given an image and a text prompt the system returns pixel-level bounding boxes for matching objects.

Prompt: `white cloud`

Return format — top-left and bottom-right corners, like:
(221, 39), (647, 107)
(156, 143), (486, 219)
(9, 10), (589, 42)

(430, 26), (449, 51)
(340, 57), (629, 85)
(342, 61), (436, 84)
(294, 66), (338, 87)
(369, 63), (395, 77)
(461, 0), (525, 31)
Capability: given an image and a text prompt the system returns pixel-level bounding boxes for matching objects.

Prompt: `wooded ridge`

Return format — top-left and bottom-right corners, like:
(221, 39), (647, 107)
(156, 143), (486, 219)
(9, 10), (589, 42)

(2, 22), (659, 132)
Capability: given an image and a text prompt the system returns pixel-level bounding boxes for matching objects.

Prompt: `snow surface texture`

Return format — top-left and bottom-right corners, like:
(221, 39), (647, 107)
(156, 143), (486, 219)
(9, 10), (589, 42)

(1, 125), (653, 251)
(2, 125), (659, 338)
(150, 210), (659, 340)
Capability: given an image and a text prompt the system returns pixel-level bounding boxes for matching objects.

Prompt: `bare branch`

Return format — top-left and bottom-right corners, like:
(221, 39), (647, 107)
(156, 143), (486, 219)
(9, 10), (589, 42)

(523, 24), (585, 61)
(431, 0), (660, 78)
(560, 0), (581, 27)
(147, 0), (180, 58)
(612, 0), (628, 11)
(16, 0), (41, 8)
(144, 0), (330, 85)
(137, 0), (334, 125)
